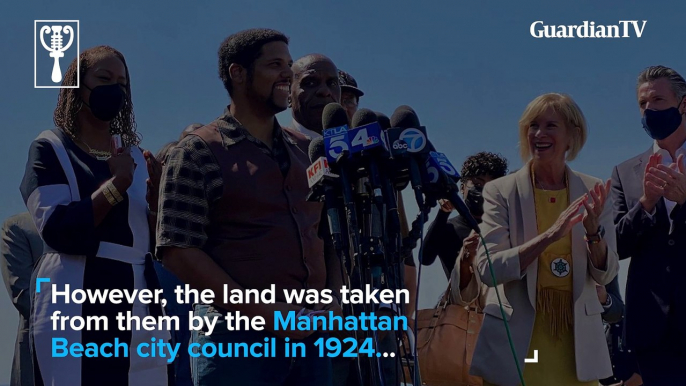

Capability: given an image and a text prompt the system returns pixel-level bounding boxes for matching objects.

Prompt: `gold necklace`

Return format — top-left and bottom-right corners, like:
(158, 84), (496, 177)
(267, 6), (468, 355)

(530, 163), (570, 205)
(76, 137), (111, 161)
(531, 164), (568, 191)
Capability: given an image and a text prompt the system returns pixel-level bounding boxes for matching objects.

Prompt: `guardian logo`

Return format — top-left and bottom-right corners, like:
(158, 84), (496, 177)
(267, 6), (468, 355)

(35, 20), (80, 88)
(530, 20), (647, 39)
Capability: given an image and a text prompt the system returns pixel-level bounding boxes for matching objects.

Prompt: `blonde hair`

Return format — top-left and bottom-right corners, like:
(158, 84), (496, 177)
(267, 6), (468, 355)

(518, 93), (587, 162)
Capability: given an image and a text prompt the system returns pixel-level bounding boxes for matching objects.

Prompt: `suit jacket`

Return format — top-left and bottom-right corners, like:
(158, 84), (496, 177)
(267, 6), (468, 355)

(469, 164), (619, 386)
(1, 212), (43, 386)
(611, 147), (686, 351)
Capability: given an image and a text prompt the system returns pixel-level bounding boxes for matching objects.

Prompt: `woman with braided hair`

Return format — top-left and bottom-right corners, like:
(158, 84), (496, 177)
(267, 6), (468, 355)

(21, 45), (168, 386)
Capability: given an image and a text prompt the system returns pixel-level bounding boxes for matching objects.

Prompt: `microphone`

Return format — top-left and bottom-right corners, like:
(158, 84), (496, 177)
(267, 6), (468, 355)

(376, 111), (410, 190)
(375, 111), (391, 131)
(306, 138), (337, 194)
(390, 106), (480, 234)
(322, 103), (352, 163)
(322, 103), (361, 256)
(352, 109), (402, 258)
(389, 106), (429, 207)
(376, 109), (406, 241)
(350, 109), (394, 268)
(350, 109), (385, 203)
(308, 137), (349, 258)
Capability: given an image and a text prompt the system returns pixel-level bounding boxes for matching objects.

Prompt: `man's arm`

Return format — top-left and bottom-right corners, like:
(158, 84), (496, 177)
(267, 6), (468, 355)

(612, 165), (658, 260)
(422, 209), (451, 266)
(1, 216), (35, 319)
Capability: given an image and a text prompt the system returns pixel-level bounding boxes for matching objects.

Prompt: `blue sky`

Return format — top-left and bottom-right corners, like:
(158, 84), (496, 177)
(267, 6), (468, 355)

(1, 0), (684, 381)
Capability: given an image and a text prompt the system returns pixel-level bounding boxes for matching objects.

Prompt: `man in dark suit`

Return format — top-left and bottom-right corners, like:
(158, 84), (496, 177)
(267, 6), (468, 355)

(1, 212), (43, 386)
(598, 277), (644, 386)
(612, 65), (686, 384)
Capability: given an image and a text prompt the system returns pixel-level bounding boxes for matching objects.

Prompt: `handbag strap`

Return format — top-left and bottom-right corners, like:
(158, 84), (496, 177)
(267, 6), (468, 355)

(427, 279), (453, 332)
(440, 280), (452, 307)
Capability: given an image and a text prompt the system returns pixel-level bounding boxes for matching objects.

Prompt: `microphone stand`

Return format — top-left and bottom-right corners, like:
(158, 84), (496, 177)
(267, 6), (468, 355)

(356, 176), (388, 386)
(399, 195), (437, 386)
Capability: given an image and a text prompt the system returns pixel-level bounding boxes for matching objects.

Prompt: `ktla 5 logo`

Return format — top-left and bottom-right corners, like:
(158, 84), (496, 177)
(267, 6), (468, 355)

(35, 20), (80, 89)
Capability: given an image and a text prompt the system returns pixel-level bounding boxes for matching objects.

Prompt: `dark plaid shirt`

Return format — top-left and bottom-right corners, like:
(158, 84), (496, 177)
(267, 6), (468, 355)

(156, 107), (292, 251)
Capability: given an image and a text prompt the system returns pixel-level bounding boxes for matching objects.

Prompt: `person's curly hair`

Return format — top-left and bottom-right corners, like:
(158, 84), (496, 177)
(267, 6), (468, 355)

(461, 151), (509, 180)
(53, 45), (140, 146)
(218, 28), (289, 97)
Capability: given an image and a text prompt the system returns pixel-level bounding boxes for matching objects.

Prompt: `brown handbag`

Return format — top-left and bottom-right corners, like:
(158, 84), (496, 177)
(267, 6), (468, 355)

(405, 282), (484, 386)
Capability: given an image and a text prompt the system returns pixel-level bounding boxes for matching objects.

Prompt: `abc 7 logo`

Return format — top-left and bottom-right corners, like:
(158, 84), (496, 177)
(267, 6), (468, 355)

(392, 140), (409, 150)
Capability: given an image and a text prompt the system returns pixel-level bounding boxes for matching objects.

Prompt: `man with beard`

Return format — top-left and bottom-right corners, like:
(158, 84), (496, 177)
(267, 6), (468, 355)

(157, 29), (341, 386)
(289, 54), (341, 138)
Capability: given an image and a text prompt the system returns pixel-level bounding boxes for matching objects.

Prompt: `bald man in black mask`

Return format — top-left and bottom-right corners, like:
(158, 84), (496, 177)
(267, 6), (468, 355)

(289, 54), (341, 139)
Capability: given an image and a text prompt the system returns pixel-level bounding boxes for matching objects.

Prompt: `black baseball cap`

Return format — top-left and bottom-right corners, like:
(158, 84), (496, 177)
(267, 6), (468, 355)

(338, 70), (364, 97)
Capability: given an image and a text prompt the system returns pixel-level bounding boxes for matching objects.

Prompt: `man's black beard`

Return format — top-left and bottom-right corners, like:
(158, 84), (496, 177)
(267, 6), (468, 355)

(247, 89), (286, 116)
(246, 75), (286, 116)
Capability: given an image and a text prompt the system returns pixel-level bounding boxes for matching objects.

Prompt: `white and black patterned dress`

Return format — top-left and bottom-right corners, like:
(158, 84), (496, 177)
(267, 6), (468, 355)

(20, 128), (169, 386)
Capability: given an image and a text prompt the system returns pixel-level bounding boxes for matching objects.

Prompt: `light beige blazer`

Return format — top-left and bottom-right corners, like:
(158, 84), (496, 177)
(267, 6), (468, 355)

(469, 163), (619, 386)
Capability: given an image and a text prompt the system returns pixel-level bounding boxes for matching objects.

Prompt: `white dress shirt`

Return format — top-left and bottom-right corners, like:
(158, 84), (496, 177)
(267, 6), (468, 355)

(646, 141), (686, 230)
(291, 118), (322, 140)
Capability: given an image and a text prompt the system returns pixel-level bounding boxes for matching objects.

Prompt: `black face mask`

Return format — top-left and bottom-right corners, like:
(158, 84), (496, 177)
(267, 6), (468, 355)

(464, 185), (484, 219)
(83, 83), (125, 122)
(641, 102), (684, 140)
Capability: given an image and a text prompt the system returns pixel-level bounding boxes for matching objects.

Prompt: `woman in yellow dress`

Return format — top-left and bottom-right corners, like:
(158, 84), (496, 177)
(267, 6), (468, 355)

(468, 93), (619, 386)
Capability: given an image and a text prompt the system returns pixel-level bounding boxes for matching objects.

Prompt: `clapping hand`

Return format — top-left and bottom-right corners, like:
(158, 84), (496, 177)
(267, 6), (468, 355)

(582, 180), (612, 234)
(546, 179), (611, 241)
(646, 154), (686, 206)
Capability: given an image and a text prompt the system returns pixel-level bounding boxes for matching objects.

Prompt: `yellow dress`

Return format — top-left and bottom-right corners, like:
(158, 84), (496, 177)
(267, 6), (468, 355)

(517, 187), (596, 386)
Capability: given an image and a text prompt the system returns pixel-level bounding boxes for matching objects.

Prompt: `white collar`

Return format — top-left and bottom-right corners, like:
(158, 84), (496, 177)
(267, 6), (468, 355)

(652, 140), (686, 164)
(291, 118), (322, 140)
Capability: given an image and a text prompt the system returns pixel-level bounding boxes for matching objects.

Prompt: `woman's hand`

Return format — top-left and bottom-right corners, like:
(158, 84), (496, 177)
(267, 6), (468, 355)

(457, 231), (480, 290)
(582, 179), (612, 234)
(144, 150), (162, 213)
(107, 147), (135, 191)
(460, 231), (480, 266)
(545, 195), (587, 242)
(596, 284), (608, 305)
